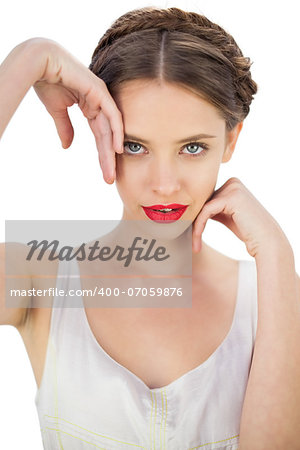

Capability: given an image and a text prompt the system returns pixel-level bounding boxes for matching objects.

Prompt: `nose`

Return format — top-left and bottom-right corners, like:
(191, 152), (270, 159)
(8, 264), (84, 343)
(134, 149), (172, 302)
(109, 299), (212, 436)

(150, 156), (181, 197)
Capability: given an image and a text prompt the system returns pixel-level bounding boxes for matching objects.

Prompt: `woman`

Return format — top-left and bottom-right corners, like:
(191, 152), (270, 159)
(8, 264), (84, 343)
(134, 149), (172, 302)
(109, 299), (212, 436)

(1, 6), (300, 450)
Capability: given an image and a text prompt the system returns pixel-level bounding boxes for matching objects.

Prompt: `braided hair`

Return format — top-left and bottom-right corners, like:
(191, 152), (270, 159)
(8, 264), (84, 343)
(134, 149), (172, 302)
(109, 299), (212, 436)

(89, 7), (258, 130)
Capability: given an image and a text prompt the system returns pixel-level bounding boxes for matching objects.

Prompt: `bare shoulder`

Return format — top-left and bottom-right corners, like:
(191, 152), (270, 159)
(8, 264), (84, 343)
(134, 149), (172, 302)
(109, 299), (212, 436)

(19, 254), (60, 335)
(195, 242), (240, 281)
(0, 242), (32, 329)
(17, 256), (60, 389)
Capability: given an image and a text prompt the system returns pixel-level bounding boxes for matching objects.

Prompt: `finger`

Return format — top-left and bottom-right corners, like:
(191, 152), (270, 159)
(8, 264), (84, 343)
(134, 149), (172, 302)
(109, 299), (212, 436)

(81, 79), (124, 153)
(89, 112), (115, 182)
(97, 130), (115, 184)
(194, 199), (225, 236)
(192, 231), (202, 253)
(103, 104), (124, 154)
(88, 79), (124, 153)
(192, 199), (225, 252)
(192, 221), (203, 253)
(89, 112), (115, 184)
(97, 148), (115, 184)
(52, 109), (74, 148)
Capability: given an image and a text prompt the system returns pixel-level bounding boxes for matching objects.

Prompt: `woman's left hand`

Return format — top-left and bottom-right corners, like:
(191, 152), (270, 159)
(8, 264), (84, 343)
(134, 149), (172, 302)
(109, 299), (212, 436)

(192, 177), (290, 258)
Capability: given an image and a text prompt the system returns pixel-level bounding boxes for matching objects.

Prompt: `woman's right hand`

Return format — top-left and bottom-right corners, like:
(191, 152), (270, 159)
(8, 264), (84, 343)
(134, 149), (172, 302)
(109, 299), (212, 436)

(0, 38), (124, 183)
(32, 38), (124, 184)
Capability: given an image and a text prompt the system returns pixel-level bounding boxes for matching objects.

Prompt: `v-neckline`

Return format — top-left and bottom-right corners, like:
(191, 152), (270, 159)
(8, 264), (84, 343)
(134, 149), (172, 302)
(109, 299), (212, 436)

(78, 260), (243, 394)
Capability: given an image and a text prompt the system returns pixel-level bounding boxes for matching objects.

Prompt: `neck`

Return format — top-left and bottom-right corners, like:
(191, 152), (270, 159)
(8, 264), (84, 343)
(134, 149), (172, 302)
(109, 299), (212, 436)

(101, 219), (212, 277)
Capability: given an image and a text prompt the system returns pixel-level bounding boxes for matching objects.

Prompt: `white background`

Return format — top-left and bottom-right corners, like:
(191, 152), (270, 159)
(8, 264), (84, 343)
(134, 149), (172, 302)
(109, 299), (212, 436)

(0, 0), (299, 448)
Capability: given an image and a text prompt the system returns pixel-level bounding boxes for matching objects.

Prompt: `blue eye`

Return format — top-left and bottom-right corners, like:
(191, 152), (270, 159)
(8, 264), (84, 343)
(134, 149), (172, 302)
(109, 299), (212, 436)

(181, 142), (209, 157)
(123, 142), (144, 154)
(123, 141), (209, 157)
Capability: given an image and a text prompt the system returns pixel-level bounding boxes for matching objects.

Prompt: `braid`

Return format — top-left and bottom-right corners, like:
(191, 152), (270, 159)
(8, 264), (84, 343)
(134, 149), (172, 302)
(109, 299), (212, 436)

(89, 7), (258, 126)
(92, 8), (235, 52)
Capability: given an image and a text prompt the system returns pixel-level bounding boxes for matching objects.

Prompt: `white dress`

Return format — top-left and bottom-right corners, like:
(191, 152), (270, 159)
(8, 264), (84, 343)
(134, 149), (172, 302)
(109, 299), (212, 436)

(35, 258), (257, 450)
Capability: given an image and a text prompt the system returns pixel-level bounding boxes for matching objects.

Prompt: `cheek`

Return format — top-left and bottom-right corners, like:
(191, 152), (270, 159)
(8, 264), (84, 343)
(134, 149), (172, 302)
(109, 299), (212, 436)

(116, 155), (148, 184)
(187, 162), (219, 205)
(115, 157), (144, 202)
(188, 162), (218, 187)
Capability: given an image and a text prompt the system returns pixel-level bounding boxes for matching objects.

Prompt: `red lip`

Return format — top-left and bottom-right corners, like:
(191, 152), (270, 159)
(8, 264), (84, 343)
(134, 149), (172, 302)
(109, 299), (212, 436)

(144, 204), (187, 209)
(141, 204), (188, 223)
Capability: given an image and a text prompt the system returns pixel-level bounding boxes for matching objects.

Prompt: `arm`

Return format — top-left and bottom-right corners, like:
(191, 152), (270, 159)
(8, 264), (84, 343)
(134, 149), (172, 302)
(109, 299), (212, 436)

(0, 38), (125, 328)
(0, 38), (124, 182)
(239, 237), (300, 449)
(0, 39), (46, 139)
(0, 242), (32, 329)
(192, 178), (300, 448)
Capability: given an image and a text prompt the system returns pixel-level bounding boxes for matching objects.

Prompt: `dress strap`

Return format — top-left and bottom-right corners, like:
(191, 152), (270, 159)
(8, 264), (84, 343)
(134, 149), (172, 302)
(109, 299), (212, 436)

(52, 258), (83, 308)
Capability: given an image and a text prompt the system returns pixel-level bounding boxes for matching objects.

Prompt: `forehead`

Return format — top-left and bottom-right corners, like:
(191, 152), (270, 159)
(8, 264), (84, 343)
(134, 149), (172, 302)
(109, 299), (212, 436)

(113, 79), (225, 137)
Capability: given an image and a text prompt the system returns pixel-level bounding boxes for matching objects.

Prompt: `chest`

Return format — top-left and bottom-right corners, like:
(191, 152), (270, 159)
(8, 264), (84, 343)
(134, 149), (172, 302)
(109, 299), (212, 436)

(83, 274), (238, 389)
(24, 260), (239, 391)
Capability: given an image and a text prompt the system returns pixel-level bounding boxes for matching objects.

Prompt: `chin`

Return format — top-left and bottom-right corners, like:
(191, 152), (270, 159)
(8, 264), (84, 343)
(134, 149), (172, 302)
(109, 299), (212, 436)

(132, 218), (193, 243)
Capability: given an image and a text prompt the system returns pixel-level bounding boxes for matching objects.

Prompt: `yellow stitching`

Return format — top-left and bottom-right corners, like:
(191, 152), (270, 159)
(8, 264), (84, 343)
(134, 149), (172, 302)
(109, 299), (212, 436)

(150, 391), (154, 450)
(43, 415), (147, 448)
(188, 434), (239, 449)
(53, 341), (64, 449)
(153, 391), (157, 450)
(163, 388), (167, 449)
(50, 340), (64, 449)
(44, 427), (106, 449)
(159, 390), (164, 450)
(42, 416), (238, 450)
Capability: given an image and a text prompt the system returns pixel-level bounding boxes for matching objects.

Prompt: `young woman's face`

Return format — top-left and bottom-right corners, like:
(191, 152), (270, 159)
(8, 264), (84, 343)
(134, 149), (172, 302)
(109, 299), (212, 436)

(114, 79), (241, 230)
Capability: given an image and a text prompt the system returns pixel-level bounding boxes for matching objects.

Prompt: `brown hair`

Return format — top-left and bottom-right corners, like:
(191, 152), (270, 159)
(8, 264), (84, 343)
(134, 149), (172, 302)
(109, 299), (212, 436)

(89, 6), (258, 130)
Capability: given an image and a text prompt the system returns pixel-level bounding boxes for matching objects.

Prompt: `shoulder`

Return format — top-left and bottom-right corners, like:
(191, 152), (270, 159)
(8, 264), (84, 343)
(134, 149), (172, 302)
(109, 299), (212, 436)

(0, 242), (32, 329)
(17, 251), (59, 338)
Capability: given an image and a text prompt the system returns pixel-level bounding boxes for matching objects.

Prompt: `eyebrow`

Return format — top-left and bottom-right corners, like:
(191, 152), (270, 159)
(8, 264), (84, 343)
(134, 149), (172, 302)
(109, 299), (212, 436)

(124, 133), (217, 144)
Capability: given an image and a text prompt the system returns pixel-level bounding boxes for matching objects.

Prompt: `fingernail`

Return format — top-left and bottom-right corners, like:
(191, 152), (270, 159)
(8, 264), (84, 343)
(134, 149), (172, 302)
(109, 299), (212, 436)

(107, 174), (115, 184)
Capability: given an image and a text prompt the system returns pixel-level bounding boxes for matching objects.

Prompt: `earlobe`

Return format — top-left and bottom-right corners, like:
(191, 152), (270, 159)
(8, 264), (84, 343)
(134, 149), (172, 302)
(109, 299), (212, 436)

(222, 122), (243, 163)
(222, 147), (233, 163)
